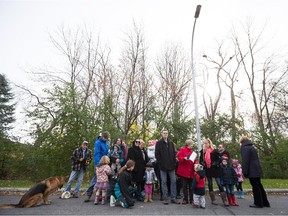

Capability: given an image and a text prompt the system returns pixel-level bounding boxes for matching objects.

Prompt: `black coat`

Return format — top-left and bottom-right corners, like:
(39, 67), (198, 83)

(199, 149), (221, 178)
(155, 138), (177, 171)
(241, 139), (263, 178)
(220, 165), (238, 185)
(126, 145), (148, 182)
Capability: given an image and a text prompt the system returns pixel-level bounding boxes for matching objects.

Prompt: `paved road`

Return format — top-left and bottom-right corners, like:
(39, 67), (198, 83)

(0, 193), (288, 215)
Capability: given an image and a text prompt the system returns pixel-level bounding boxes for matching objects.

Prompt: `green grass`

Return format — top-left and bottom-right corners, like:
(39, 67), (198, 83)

(242, 179), (288, 189)
(0, 179), (90, 188)
(0, 179), (288, 189)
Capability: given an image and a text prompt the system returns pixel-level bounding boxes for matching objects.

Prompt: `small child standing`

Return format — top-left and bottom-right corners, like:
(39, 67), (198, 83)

(94, 155), (112, 205)
(232, 159), (244, 199)
(220, 159), (239, 206)
(144, 162), (158, 203)
(192, 164), (206, 209)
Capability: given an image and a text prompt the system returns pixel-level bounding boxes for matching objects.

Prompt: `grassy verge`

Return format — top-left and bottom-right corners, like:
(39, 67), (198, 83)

(0, 179), (287, 189)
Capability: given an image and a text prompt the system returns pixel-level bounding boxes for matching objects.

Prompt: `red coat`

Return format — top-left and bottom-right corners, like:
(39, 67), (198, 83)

(176, 146), (196, 179)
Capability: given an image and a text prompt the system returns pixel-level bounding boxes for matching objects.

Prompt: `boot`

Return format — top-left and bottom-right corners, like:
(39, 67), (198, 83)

(240, 191), (245, 199)
(84, 195), (91, 202)
(144, 195), (148, 203)
(220, 192), (229, 207)
(209, 192), (218, 205)
(237, 191), (241, 198)
(94, 195), (99, 205)
(101, 196), (106, 205)
(148, 194), (153, 202)
(227, 196), (233, 206)
(231, 195), (239, 206)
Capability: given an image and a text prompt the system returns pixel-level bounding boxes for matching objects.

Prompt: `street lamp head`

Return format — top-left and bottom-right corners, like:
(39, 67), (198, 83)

(194, 5), (202, 18)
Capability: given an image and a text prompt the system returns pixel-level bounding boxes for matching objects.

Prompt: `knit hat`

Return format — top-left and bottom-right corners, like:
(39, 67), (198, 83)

(232, 159), (238, 165)
(222, 154), (228, 159)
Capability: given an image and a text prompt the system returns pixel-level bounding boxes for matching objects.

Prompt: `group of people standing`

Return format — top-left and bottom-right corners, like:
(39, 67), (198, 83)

(62, 129), (270, 210)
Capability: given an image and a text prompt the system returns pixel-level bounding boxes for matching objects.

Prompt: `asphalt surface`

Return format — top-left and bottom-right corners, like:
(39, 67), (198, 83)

(0, 189), (288, 215)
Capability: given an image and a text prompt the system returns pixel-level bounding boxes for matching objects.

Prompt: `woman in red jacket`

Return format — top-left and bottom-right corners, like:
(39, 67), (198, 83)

(176, 139), (197, 205)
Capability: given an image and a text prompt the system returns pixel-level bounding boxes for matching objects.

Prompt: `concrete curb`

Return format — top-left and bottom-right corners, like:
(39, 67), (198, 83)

(1, 188), (288, 194)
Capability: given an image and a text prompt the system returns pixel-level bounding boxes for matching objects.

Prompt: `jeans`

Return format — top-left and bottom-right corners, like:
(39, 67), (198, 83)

(224, 184), (235, 196)
(64, 168), (86, 194)
(207, 177), (224, 192)
(86, 174), (97, 197)
(160, 169), (176, 200)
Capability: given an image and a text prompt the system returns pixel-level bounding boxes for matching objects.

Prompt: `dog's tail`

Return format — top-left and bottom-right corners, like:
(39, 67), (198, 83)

(0, 204), (18, 209)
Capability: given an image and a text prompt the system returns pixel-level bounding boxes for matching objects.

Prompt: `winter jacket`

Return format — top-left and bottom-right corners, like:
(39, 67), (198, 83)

(199, 149), (221, 178)
(176, 146), (195, 179)
(241, 139), (263, 178)
(155, 138), (177, 171)
(220, 165), (238, 185)
(234, 165), (244, 182)
(126, 145), (148, 182)
(94, 136), (109, 166)
(192, 170), (206, 195)
(95, 164), (111, 183)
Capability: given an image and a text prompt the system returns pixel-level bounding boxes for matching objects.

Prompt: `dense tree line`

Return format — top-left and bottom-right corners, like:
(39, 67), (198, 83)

(1, 22), (287, 181)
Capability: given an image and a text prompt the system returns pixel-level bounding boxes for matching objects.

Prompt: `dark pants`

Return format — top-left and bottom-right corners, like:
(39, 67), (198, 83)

(249, 177), (270, 207)
(181, 177), (193, 201)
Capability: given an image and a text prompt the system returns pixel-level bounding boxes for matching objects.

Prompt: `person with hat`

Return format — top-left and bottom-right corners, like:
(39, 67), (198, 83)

(220, 158), (239, 206)
(232, 159), (244, 199)
(63, 141), (92, 198)
(144, 161), (158, 203)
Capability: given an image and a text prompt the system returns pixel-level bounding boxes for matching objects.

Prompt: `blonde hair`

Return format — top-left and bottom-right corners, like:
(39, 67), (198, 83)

(185, 139), (194, 147)
(203, 138), (216, 152)
(118, 160), (135, 175)
(239, 135), (249, 143)
(99, 155), (110, 166)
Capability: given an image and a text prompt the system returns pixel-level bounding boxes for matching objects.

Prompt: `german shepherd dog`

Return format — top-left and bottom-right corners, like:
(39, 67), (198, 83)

(0, 176), (68, 208)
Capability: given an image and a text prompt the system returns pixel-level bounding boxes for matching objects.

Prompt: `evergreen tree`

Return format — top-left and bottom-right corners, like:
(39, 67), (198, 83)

(0, 74), (15, 137)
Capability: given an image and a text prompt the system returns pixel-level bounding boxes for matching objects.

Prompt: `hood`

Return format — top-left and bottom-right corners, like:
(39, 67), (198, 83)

(197, 170), (206, 178)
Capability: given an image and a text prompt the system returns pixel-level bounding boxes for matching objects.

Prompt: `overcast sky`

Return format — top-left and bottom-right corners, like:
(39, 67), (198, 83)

(1, 0), (288, 142)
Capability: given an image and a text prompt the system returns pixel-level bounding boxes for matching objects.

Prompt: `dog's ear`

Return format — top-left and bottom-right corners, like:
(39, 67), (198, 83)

(64, 175), (69, 182)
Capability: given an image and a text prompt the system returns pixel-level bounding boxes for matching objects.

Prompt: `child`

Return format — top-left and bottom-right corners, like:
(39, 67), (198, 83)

(107, 156), (121, 201)
(192, 164), (206, 209)
(220, 158), (239, 206)
(232, 159), (244, 199)
(112, 160), (136, 208)
(144, 162), (158, 203)
(108, 144), (124, 166)
(94, 155), (112, 205)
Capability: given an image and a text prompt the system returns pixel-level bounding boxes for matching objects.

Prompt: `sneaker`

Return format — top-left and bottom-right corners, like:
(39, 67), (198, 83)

(101, 200), (105, 205)
(94, 200), (99, 205)
(84, 195), (91, 202)
(110, 195), (116, 207)
(171, 199), (180, 204)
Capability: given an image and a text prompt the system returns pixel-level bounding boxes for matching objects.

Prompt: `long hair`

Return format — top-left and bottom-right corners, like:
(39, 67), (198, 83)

(118, 160), (135, 175)
(99, 155), (110, 166)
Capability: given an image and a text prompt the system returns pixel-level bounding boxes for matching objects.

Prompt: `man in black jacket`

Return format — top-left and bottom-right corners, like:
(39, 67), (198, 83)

(155, 129), (180, 205)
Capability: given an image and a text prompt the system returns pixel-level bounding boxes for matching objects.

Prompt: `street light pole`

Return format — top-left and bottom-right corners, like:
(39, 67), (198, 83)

(191, 5), (202, 158)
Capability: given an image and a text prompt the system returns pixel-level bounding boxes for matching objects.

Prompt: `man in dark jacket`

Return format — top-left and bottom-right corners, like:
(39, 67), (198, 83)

(240, 135), (270, 208)
(155, 129), (180, 205)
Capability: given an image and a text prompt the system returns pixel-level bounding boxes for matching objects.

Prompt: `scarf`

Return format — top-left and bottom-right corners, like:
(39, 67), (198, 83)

(205, 147), (212, 168)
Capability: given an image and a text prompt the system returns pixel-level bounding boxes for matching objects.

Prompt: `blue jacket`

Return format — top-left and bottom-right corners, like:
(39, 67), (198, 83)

(94, 136), (109, 166)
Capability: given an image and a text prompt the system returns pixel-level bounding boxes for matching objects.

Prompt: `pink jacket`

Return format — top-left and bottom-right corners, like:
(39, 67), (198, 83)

(234, 165), (244, 182)
(96, 164), (111, 183)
